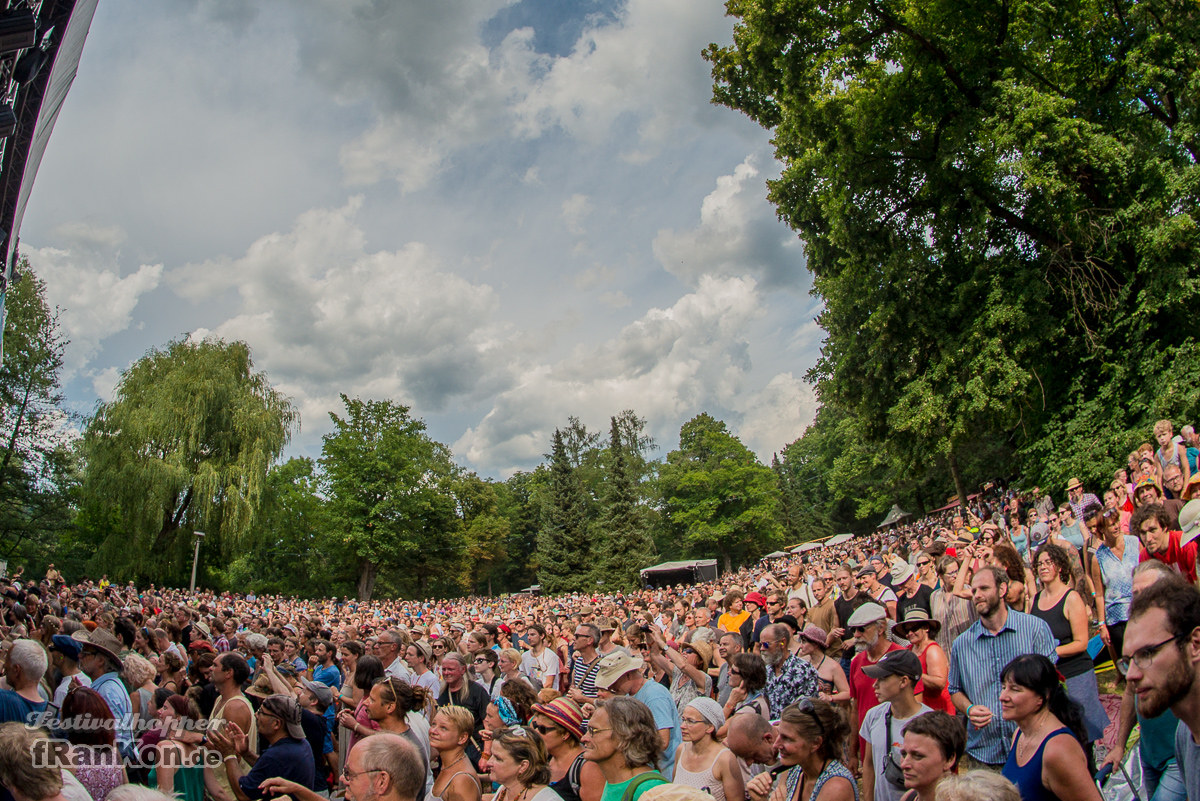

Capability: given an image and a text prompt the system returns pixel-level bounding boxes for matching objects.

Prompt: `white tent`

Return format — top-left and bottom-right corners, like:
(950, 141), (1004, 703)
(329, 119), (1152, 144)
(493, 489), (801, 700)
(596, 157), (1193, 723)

(792, 542), (823, 553)
(764, 550), (790, 558)
(825, 533), (854, 547)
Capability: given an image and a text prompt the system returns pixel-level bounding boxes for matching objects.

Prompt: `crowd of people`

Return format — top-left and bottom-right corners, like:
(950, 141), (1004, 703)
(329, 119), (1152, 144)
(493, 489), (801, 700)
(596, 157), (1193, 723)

(4, 419), (1200, 801)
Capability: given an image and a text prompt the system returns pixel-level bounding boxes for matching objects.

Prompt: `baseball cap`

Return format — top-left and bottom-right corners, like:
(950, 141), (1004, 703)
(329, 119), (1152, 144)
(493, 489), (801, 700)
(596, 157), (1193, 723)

(861, 649), (922, 682)
(299, 679), (334, 710)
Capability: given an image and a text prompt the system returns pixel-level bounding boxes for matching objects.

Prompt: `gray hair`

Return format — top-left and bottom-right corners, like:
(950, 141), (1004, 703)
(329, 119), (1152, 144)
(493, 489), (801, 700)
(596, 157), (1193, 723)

(935, 771), (1020, 801)
(600, 696), (663, 769)
(8, 639), (47, 683)
(243, 633), (268, 652)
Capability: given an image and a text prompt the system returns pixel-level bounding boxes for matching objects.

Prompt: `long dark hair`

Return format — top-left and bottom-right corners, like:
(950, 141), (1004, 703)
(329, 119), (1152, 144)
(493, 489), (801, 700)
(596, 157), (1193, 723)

(1000, 654), (1094, 773)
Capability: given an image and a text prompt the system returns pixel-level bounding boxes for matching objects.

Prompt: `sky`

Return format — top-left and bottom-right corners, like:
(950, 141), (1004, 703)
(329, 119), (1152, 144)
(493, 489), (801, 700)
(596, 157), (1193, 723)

(18, 0), (823, 479)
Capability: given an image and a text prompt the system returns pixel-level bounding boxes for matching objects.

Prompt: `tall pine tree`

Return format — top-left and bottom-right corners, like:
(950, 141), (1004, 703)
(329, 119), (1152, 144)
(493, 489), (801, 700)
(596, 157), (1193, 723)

(593, 416), (656, 591)
(537, 428), (590, 593)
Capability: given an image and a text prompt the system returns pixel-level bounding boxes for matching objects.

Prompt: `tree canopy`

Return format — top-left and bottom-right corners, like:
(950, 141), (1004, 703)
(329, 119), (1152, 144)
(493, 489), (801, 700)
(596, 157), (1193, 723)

(705, 0), (1200, 505)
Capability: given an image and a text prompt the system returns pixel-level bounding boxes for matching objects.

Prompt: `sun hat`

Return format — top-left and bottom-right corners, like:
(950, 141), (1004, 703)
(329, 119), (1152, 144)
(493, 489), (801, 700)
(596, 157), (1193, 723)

(594, 651), (645, 689)
(892, 608), (942, 640)
(1066, 477), (1084, 491)
(1181, 500), (1200, 545)
(744, 592), (768, 610)
(682, 639), (712, 669)
(889, 562), (915, 586)
(71, 628), (124, 664)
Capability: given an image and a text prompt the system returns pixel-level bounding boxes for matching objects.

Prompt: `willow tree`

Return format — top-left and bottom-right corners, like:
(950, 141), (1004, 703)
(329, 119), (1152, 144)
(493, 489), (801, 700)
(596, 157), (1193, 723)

(81, 337), (296, 583)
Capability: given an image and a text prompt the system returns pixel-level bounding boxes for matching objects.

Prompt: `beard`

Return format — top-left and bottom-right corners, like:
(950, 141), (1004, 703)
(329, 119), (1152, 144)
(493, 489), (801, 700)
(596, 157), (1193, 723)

(762, 647), (784, 667)
(1139, 656), (1195, 718)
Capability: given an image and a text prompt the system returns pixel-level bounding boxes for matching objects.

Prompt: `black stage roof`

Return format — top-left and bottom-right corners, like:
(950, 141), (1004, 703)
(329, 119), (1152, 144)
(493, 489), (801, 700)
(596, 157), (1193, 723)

(0, 0), (97, 302)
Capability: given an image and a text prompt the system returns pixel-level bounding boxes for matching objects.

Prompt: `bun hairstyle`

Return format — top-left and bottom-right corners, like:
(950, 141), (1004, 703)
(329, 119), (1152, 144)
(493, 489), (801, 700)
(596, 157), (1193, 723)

(1000, 655), (1093, 773)
(373, 675), (431, 715)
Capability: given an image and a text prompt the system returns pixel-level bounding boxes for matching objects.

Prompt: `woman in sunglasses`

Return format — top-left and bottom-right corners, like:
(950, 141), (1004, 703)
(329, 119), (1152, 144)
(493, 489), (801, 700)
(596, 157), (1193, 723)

(530, 697), (604, 801)
(746, 698), (855, 801)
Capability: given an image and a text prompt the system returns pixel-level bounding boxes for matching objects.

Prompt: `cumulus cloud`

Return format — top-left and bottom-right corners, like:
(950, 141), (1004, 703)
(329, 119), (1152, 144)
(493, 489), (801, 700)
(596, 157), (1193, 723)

(561, 194), (593, 235)
(454, 274), (768, 474)
(738, 372), (818, 461)
(23, 245), (162, 375)
(653, 154), (806, 289)
(168, 198), (512, 414)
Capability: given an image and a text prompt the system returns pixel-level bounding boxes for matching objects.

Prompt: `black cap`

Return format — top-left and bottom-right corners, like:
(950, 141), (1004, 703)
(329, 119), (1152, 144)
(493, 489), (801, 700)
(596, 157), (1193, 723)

(861, 649), (922, 682)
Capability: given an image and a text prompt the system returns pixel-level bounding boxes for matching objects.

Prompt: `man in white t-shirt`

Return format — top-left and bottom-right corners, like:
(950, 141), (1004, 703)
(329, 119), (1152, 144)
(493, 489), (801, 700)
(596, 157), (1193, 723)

(520, 623), (560, 689)
(860, 650), (932, 801)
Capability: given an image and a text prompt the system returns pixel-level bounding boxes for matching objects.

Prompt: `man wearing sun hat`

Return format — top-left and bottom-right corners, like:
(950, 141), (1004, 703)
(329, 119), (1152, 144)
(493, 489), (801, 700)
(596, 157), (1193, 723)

(594, 650), (682, 775)
(74, 627), (134, 758)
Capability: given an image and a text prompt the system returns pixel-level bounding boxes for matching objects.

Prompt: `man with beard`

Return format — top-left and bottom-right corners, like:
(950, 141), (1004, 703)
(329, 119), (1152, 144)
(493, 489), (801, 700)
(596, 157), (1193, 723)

(1123, 574), (1200, 800)
(759, 623), (820, 718)
(947, 566), (1057, 767)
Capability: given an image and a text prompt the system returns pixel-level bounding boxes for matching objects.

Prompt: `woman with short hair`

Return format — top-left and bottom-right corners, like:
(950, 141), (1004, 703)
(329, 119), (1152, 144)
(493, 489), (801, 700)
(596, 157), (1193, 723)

(430, 705), (483, 801)
(897, 711), (964, 801)
(582, 697), (668, 801)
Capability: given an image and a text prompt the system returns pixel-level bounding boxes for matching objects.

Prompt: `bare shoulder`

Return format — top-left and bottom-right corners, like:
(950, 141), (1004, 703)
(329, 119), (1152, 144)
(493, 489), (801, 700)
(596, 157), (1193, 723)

(815, 775), (856, 801)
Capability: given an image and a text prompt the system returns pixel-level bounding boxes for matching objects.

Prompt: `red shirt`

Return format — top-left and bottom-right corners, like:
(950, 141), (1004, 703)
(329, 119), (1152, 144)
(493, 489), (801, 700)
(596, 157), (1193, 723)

(849, 642), (904, 748)
(1139, 530), (1198, 583)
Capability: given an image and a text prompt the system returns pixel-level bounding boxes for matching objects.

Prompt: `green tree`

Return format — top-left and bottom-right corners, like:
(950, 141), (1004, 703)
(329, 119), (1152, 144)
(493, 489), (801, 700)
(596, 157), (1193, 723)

(705, 0), (1200, 503)
(493, 469), (545, 592)
(81, 337), (296, 583)
(659, 413), (782, 572)
(593, 416), (657, 591)
(221, 457), (351, 597)
(537, 428), (591, 593)
(453, 472), (511, 596)
(320, 395), (459, 599)
(0, 265), (73, 568)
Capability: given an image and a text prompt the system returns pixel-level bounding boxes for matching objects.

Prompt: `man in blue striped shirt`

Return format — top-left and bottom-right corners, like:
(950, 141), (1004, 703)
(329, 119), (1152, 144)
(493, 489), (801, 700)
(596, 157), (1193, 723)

(948, 565), (1058, 766)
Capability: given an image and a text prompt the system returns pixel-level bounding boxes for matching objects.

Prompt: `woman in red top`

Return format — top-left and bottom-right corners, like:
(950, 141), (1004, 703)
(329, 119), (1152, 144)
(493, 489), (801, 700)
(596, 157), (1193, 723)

(894, 609), (954, 714)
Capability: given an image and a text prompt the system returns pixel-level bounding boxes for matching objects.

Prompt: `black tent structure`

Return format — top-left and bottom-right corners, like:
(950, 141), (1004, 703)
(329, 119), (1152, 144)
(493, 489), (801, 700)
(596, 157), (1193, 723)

(640, 559), (718, 588)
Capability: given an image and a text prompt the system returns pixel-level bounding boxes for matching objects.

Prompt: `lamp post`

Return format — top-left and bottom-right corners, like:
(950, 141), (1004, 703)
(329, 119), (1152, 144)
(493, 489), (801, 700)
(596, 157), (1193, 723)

(189, 531), (205, 592)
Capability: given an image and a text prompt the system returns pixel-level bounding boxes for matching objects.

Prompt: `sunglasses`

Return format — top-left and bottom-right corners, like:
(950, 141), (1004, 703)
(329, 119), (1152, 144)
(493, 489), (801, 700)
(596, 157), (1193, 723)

(530, 723), (558, 735)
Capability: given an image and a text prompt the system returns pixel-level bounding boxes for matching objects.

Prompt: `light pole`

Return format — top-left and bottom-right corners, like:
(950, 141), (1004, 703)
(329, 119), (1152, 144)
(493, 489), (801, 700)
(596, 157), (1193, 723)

(189, 531), (205, 592)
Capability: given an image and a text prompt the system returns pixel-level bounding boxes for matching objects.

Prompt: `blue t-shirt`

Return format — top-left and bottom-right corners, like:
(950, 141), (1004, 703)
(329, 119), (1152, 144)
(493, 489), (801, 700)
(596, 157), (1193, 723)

(0, 689), (47, 725)
(240, 736), (315, 799)
(633, 680), (681, 777)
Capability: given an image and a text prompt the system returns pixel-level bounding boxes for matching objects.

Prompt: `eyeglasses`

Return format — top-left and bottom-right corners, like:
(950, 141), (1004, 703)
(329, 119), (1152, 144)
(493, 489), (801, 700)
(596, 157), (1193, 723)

(343, 766), (385, 780)
(1118, 634), (1184, 674)
(681, 716), (707, 725)
(587, 726), (612, 736)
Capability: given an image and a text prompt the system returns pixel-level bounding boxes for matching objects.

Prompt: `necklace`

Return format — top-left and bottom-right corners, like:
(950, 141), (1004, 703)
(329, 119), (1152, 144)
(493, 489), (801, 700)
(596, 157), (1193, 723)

(440, 752), (467, 775)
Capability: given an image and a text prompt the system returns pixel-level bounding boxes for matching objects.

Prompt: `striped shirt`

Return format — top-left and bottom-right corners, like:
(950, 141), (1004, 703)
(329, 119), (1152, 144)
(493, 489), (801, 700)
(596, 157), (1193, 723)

(948, 610), (1057, 765)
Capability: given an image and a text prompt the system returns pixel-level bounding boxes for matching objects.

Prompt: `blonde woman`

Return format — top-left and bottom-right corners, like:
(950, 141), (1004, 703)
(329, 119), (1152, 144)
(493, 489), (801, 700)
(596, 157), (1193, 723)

(430, 706), (483, 801)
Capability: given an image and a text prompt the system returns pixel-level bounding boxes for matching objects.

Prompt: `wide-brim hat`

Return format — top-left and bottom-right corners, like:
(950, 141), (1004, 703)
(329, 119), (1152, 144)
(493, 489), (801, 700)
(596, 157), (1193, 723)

(682, 639), (712, 669)
(892, 608), (941, 639)
(1181, 500), (1200, 545)
(71, 628), (123, 665)
(1066, 477), (1084, 491)
(594, 651), (645, 689)
(890, 562), (915, 586)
